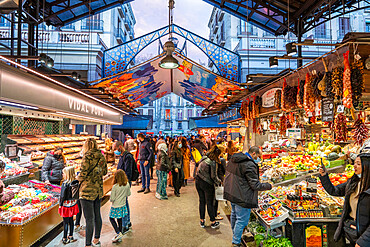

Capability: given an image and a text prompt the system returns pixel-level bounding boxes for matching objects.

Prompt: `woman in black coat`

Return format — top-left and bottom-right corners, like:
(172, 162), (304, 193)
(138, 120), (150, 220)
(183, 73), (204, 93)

(319, 153), (370, 247)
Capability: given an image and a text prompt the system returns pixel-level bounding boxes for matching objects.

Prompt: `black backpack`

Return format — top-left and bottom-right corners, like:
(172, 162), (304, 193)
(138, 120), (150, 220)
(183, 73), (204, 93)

(123, 152), (139, 181)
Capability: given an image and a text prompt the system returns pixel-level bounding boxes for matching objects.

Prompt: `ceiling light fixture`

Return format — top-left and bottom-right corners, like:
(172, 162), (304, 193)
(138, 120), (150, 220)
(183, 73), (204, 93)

(159, 0), (179, 69)
(247, 76), (253, 83)
(269, 56), (278, 68)
(286, 42), (297, 56)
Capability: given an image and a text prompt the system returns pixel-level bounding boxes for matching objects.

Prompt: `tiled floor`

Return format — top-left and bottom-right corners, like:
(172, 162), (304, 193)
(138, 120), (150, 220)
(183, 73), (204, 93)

(45, 177), (233, 247)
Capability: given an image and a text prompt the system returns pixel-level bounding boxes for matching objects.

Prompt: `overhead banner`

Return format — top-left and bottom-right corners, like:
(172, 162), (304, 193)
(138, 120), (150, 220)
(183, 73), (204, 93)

(0, 62), (123, 124)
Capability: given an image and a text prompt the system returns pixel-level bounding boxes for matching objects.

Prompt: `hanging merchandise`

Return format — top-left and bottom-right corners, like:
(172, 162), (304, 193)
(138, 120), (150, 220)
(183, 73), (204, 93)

(325, 70), (334, 98)
(331, 66), (344, 99)
(342, 51), (353, 108)
(353, 112), (369, 146)
(249, 100), (254, 120)
(279, 115), (287, 136)
(297, 79), (305, 108)
(274, 90), (282, 109)
(351, 56), (364, 107)
(318, 59), (328, 97)
(281, 80), (287, 111)
(334, 113), (347, 142)
(303, 73), (315, 116)
(253, 118), (257, 133)
(282, 80), (298, 111)
(312, 73), (323, 101)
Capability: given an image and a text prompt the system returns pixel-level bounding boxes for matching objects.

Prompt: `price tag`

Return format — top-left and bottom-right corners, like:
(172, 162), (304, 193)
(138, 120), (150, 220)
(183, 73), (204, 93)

(337, 105), (345, 113)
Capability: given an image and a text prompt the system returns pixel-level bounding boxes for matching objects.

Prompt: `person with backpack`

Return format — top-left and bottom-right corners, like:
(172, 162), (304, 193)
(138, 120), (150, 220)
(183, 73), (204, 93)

(114, 141), (138, 233)
(59, 166), (79, 244)
(156, 143), (171, 200)
(109, 170), (131, 243)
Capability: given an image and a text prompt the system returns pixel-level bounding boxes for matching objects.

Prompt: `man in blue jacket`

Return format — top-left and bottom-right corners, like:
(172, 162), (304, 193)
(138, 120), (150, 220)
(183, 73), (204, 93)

(224, 146), (272, 247)
(137, 133), (154, 194)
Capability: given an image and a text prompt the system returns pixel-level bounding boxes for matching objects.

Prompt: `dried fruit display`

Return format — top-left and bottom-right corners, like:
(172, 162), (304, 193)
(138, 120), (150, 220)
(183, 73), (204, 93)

(353, 112), (369, 146)
(283, 84), (298, 111)
(297, 79), (305, 108)
(351, 58), (364, 107)
(274, 90), (282, 109)
(334, 113), (347, 142)
(342, 51), (352, 108)
(303, 73), (315, 116)
(279, 115), (287, 135)
(331, 66), (344, 99)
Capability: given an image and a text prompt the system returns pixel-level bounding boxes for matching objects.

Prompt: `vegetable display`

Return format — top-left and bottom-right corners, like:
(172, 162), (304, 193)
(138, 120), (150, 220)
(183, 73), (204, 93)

(342, 51), (352, 108)
(331, 66), (344, 99)
(351, 57), (364, 107)
(334, 113), (347, 142)
(353, 112), (369, 146)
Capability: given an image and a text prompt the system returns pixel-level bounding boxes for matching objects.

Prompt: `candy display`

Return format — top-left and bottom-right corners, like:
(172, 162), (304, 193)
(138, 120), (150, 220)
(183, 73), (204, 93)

(0, 156), (29, 179)
(0, 180), (60, 224)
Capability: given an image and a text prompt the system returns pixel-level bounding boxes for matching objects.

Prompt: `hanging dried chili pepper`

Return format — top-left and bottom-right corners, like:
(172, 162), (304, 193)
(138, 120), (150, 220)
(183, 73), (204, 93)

(334, 113), (347, 142)
(331, 66), (344, 99)
(353, 112), (369, 146)
(343, 51), (352, 108)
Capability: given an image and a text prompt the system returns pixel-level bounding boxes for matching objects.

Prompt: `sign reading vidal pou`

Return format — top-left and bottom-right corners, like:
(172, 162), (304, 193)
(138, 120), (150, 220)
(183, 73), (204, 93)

(262, 88), (281, 108)
(0, 61), (123, 124)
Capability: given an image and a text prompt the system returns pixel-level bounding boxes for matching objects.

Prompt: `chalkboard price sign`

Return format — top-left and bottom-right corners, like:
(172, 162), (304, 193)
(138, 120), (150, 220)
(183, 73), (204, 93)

(322, 97), (334, 122)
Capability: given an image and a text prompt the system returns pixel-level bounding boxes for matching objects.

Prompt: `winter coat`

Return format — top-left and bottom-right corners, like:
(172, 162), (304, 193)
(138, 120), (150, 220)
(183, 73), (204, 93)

(59, 180), (79, 206)
(123, 139), (136, 152)
(117, 151), (135, 181)
(224, 153), (272, 208)
(217, 157), (226, 182)
(320, 174), (370, 246)
(156, 150), (170, 172)
(193, 139), (208, 156)
(77, 148), (107, 201)
(170, 148), (182, 170)
(155, 139), (166, 153)
(41, 152), (65, 183)
(196, 156), (221, 186)
(138, 137), (154, 161)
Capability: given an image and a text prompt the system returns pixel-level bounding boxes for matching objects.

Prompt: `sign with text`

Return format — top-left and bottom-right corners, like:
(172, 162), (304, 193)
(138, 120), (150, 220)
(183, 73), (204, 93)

(262, 88), (281, 108)
(218, 108), (241, 123)
(321, 97), (334, 122)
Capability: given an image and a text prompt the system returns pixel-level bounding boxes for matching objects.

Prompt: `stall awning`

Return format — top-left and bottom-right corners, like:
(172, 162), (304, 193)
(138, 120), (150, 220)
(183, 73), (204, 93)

(189, 115), (226, 130)
(113, 114), (152, 130)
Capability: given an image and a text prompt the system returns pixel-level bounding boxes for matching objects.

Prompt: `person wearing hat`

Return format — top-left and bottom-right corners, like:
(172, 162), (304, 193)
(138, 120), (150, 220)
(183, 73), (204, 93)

(41, 146), (65, 185)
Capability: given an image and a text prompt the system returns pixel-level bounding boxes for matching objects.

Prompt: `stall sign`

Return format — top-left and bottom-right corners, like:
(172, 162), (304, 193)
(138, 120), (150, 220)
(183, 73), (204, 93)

(218, 108), (241, 123)
(305, 225), (322, 247)
(262, 88), (281, 108)
(286, 128), (302, 139)
(321, 97), (334, 122)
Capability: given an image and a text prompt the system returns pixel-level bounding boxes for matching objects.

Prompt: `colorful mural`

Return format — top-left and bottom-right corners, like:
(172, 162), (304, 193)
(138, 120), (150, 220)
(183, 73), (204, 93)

(92, 55), (242, 108)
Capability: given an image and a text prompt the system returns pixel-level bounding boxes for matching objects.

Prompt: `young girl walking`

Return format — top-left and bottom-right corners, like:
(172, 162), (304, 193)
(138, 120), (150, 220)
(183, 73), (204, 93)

(110, 169), (131, 243)
(59, 166), (79, 244)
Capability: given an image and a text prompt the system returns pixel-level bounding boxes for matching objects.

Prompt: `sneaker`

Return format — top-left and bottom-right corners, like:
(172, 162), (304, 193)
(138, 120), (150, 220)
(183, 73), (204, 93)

(74, 225), (85, 232)
(68, 237), (77, 243)
(155, 192), (161, 199)
(200, 221), (205, 228)
(92, 241), (101, 247)
(122, 227), (130, 235)
(231, 243), (242, 247)
(127, 222), (132, 229)
(137, 188), (145, 193)
(112, 232), (123, 243)
(62, 239), (69, 245)
(211, 221), (220, 229)
(175, 193), (180, 197)
(161, 196), (168, 200)
(215, 215), (223, 220)
(144, 188), (151, 194)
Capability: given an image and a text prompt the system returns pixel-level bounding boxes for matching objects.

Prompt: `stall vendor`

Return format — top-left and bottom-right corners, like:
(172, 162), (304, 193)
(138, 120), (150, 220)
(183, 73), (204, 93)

(41, 147), (65, 185)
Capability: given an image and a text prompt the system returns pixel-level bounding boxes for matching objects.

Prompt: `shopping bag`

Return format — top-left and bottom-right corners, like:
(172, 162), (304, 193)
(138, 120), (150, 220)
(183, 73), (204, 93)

(191, 148), (202, 163)
(215, 186), (225, 201)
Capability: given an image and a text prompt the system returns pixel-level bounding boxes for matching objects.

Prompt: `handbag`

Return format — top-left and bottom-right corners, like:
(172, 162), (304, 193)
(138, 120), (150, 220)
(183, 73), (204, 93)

(72, 158), (101, 199)
(343, 219), (358, 244)
(215, 186), (225, 201)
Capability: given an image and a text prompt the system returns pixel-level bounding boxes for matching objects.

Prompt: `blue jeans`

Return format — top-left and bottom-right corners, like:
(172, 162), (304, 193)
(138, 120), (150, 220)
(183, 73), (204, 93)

(140, 160), (150, 189)
(122, 181), (131, 228)
(156, 170), (168, 198)
(231, 203), (251, 245)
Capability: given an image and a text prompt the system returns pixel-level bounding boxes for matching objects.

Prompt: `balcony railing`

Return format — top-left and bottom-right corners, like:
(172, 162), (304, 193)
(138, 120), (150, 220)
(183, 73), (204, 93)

(81, 20), (104, 32)
(59, 32), (90, 43)
(114, 28), (125, 42)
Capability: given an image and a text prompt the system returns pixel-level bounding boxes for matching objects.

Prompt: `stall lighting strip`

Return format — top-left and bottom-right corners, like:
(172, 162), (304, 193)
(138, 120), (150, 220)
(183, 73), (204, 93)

(0, 100), (39, 110)
(55, 111), (121, 125)
(0, 56), (128, 115)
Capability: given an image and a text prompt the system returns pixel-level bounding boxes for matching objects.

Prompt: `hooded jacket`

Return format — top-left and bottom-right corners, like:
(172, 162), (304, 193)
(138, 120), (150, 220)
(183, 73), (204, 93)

(156, 150), (170, 172)
(193, 139), (208, 156)
(320, 174), (370, 246)
(224, 153), (272, 208)
(77, 148), (107, 201)
(196, 156), (221, 186)
(41, 151), (65, 183)
(138, 137), (153, 161)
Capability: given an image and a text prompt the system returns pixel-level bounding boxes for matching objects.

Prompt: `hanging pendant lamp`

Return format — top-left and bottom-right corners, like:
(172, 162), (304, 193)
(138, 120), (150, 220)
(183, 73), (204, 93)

(159, 40), (179, 69)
